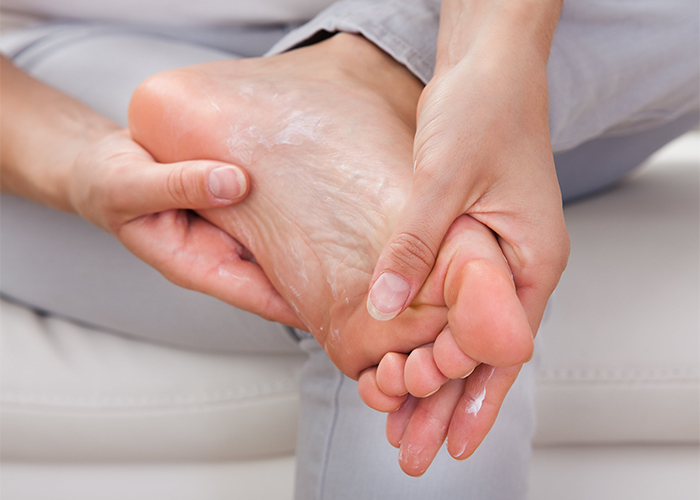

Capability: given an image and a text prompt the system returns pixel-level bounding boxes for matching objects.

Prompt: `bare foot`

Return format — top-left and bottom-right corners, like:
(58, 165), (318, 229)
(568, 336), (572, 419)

(129, 33), (533, 380)
(129, 34), (450, 377)
(129, 33), (534, 474)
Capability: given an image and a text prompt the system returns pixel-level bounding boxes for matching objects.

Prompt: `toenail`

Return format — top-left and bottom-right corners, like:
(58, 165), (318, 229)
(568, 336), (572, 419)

(422, 386), (440, 398)
(209, 166), (245, 200)
(367, 272), (410, 321)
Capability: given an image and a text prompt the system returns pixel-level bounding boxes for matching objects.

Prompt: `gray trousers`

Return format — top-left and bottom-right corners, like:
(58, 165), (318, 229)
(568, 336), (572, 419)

(1, 1), (698, 498)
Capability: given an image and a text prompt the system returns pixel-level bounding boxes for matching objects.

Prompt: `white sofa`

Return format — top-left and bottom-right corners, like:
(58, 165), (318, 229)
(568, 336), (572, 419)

(1, 133), (698, 500)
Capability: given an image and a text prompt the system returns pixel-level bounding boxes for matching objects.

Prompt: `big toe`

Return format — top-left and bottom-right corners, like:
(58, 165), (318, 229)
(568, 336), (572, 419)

(441, 216), (534, 368)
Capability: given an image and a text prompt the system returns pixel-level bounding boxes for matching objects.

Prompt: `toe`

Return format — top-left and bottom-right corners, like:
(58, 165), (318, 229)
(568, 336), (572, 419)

(404, 345), (448, 398)
(376, 352), (408, 396)
(433, 326), (479, 379)
(358, 367), (406, 412)
(397, 379), (464, 476)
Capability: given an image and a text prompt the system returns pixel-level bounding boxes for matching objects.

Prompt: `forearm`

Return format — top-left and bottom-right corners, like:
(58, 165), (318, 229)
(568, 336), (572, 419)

(436, 0), (562, 75)
(0, 56), (120, 212)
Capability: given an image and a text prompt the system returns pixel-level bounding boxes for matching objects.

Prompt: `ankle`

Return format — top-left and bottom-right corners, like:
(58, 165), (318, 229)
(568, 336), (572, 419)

(316, 33), (424, 126)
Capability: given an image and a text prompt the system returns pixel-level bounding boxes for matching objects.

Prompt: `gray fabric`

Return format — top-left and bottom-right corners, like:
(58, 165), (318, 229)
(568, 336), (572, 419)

(269, 0), (700, 201)
(295, 336), (540, 500)
(267, 0), (440, 85)
(1, 2), (699, 497)
(554, 110), (700, 202)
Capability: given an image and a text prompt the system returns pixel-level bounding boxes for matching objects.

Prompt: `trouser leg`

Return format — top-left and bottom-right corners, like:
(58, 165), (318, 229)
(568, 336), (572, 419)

(556, 110), (699, 202)
(295, 334), (540, 500)
(547, 0), (699, 152)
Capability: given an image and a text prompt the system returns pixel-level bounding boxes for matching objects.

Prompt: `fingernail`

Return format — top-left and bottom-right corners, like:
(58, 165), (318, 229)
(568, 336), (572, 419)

(367, 273), (410, 321)
(451, 438), (469, 460)
(208, 166), (245, 200)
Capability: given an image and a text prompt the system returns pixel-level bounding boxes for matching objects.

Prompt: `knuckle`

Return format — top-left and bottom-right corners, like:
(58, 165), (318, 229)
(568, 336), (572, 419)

(412, 149), (447, 186)
(530, 220), (571, 285)
(166, 166), (196, 206)
(557, 228), (571, 269)
(542, 223), (571, 277)
(386, 231), (437, 274)
(515, 337), (535, 365)
(100, 161), (133, 206)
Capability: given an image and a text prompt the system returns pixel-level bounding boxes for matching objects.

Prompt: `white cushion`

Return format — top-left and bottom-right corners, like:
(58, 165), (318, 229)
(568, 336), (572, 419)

(529, 444), (700, 500)
(0, 457), (296, 500)
(534, 133), (700, 444)
(0, 300), (306, 461)
(3, 446), (697, 500)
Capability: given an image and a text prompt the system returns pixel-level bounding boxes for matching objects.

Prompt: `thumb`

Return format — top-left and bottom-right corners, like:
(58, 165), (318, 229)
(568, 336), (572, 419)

(367, 172), (464, 321)
(126, 159), (249, 216)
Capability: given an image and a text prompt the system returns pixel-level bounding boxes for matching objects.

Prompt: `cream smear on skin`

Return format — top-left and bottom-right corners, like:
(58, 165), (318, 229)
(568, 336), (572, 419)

(466, 388), (487, 416)
(448, 364), (496, 459)
(224, 87), (322, 166)
(464, 364), (495, 417)
(215, 87), (398, 340)
(224, 114), (321, 166)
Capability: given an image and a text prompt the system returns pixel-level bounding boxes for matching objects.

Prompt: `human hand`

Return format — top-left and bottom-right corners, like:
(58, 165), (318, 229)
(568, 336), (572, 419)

(366, 0), (568, 361)
(1, 55), (300, 327)
(357, 215), (531, 475)
(69, 129), (302, 327)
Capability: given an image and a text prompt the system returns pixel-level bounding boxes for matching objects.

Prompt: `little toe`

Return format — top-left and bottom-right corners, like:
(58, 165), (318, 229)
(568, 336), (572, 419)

(376, 352), (408, 396)
(358, 367), (406, 412)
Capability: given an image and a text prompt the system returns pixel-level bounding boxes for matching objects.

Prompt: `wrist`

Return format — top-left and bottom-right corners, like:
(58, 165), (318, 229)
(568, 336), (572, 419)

(65, 128), (127, 226)
(435, 0), (562, 76)
(0, 56), (119, 213)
